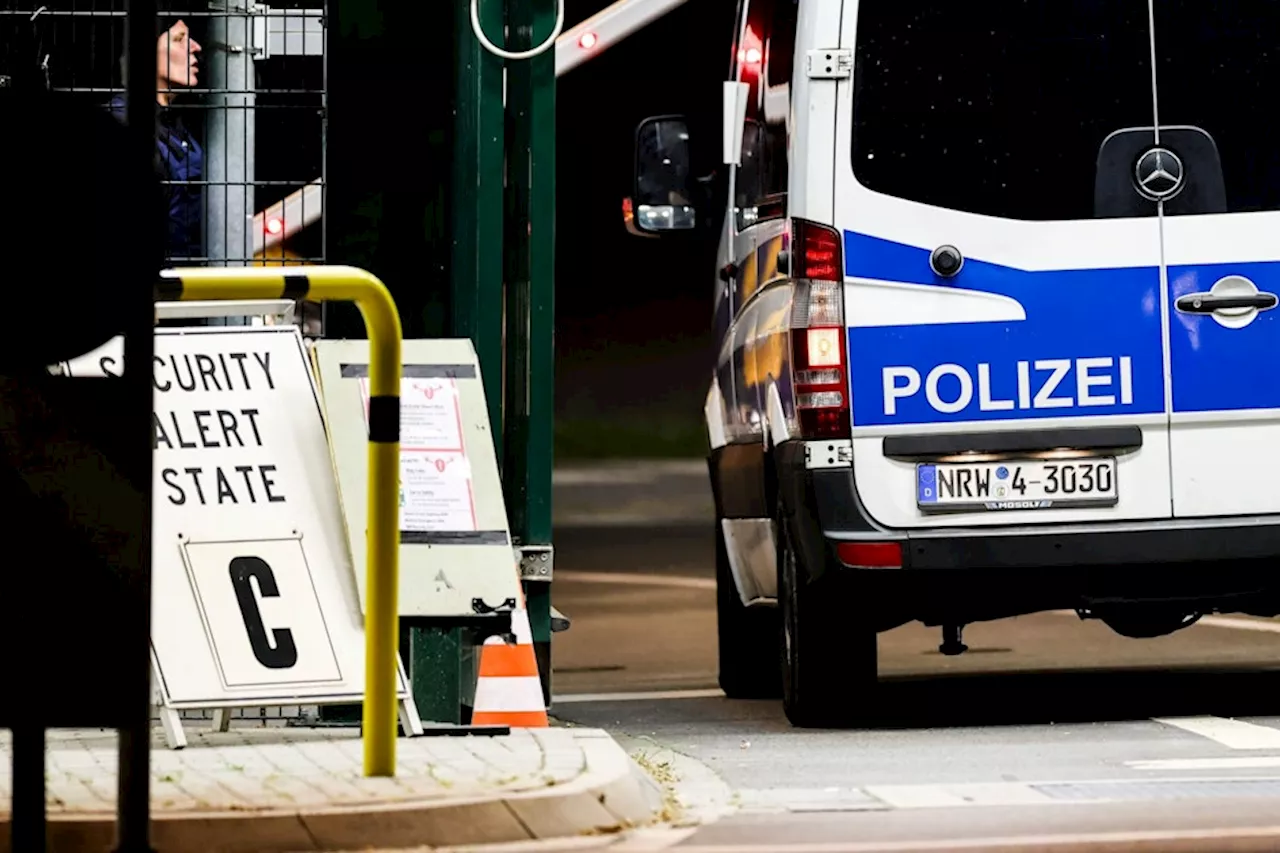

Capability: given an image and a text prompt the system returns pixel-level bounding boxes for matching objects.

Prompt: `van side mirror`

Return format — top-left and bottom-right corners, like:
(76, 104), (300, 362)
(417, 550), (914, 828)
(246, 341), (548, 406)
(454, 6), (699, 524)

(630, 115), (697, 234)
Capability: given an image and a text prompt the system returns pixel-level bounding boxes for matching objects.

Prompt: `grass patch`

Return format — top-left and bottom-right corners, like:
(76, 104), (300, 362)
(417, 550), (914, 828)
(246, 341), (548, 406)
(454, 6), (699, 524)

(629, 748), (684, 825)
(630, 749), (680, 787)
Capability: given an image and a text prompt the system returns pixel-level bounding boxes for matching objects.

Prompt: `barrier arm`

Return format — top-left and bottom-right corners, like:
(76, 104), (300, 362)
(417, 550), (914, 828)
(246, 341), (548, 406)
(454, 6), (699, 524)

(157, 266), (403, 777)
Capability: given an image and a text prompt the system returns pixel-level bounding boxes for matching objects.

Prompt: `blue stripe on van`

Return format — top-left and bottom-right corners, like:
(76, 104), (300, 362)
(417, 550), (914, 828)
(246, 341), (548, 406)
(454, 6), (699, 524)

(842, 230), (1165, 428)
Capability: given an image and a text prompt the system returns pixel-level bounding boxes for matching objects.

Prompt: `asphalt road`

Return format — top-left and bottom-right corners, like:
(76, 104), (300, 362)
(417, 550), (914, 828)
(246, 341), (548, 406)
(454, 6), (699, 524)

(546, 462), (1280, 852)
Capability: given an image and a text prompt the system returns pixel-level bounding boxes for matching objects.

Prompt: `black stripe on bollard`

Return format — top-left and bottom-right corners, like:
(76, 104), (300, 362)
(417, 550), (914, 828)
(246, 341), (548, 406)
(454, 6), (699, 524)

(155, 278), (183, 301)
(282, 274), (311, 300)
(368, 395), (400, 444)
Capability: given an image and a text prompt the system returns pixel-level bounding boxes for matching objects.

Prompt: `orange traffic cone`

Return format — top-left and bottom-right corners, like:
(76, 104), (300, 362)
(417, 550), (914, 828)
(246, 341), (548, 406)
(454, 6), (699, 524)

(471, 601), (548, 728)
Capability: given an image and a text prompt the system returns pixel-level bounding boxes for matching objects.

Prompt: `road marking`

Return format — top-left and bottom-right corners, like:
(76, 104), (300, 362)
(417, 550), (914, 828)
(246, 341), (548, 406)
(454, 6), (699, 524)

(552, 460), (707, 485)
(1127, 757), (1280, 770)
(1196, 615), (1280, 633)
(669, 825), (1280, 852)
(555, 511), (713, 527)
(436, 837), (614, 853)
(610, 826), (701, 850)
(556, 570), (717, 590)
(736, 788), (886, 813)
(553, 688), (725, 704)
(1152, 715), (1280, 749)
(863, 783), (1059, 809)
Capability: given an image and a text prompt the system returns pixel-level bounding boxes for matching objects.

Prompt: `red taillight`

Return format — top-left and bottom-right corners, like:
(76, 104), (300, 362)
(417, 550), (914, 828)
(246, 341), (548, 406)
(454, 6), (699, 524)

(794, 218), (842, 281)
(790, 218), (850, 439)
(836, 541), (902, 569)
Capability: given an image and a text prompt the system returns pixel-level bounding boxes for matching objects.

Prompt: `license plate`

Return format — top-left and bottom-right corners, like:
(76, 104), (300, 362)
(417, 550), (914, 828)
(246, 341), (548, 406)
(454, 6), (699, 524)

(916, 458), (1118, 512)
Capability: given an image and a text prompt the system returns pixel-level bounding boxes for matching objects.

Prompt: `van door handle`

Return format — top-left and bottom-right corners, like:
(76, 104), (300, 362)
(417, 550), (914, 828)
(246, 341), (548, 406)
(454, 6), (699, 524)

(1175, 292), (1278, 314)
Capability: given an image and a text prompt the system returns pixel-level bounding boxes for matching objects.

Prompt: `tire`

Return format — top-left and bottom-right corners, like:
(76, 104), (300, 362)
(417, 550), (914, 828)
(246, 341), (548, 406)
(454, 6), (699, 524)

(715, 520), (783, 699)
(778, 510), (878, 727)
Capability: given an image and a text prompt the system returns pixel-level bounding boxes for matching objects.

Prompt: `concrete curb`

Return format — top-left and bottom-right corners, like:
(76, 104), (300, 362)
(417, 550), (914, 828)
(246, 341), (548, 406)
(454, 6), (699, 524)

(5, 729), (665, 853)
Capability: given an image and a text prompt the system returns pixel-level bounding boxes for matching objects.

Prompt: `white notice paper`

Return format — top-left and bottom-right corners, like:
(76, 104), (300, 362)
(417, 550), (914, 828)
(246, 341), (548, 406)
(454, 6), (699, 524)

(358, 376), (479, 533)
(400, 452), (476, 532)
(399, 378), (465, 451)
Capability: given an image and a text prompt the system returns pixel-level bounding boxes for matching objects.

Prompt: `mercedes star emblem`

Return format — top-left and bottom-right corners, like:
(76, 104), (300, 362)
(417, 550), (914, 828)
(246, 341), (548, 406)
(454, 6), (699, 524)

(1134, 146), (1185, 201)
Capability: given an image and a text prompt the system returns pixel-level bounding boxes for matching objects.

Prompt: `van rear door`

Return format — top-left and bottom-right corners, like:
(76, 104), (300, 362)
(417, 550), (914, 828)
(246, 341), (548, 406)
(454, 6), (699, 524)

(1153, 7), (1280, 519)
(835, 1), (1172, 529)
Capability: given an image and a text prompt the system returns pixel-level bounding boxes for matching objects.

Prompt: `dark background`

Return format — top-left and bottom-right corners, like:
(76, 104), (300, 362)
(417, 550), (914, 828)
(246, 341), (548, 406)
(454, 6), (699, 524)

(552, 0), (734, 457)
(1, 0), (734, 458)
(326, 0), (736, 460)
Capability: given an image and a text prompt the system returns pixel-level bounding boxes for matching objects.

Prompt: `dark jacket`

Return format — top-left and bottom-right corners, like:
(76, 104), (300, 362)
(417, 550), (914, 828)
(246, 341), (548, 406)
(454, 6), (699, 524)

(108, 94), (204, 262)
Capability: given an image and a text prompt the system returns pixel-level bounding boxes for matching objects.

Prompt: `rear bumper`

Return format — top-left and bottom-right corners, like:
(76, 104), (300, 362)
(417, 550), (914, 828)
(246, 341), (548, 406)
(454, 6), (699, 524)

(900, 519), (1280, 570)
(772, 440), (1280, 572)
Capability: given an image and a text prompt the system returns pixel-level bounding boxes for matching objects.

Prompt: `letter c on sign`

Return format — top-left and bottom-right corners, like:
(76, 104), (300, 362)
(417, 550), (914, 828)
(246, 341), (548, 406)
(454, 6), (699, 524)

(229, 556), (298, 669)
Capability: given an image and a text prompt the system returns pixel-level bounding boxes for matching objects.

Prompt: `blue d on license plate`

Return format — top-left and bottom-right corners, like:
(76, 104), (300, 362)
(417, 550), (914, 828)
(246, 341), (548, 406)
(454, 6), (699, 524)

(917, 458), (1118, 512)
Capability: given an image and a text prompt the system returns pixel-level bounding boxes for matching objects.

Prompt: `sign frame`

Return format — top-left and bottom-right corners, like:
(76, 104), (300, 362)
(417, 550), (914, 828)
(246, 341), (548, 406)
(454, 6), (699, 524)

(312, 338), (523, 620)
(59, 325), (424, 749)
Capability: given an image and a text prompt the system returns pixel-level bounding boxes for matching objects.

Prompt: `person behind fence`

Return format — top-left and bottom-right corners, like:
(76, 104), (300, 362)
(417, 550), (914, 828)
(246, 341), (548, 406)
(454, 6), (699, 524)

(108, 16), (204, 266)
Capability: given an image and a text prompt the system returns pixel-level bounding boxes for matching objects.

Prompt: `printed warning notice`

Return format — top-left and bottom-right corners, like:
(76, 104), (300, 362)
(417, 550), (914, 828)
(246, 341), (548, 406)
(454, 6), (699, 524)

(400, 453), (477, 532)
(400, 378), (465, 451)
(358, 376), (478, 532)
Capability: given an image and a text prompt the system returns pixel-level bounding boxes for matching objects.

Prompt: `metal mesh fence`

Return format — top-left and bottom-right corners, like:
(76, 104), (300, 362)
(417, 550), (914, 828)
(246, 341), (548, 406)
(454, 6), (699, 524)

(1, 0), (325, 273)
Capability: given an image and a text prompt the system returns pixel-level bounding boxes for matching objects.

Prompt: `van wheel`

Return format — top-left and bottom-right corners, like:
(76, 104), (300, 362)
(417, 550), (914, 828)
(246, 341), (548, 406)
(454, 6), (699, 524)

(778, 513), (877, 727)
(716, 520), (782, 699)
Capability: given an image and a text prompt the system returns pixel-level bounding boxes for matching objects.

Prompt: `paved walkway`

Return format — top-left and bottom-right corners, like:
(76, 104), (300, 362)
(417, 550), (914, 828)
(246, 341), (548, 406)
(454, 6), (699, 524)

(0, 725), (662, 852)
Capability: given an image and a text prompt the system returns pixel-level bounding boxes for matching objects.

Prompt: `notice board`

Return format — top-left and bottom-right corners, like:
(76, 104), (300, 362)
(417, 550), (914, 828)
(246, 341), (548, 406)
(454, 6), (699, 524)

(312, 338), (522, 619)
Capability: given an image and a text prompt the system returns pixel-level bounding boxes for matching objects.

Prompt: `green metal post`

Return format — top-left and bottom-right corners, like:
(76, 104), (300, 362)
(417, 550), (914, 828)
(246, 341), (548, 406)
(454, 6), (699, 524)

(503, 0), (557, 707)
(391, 0), (510, 725)
(453, 0), (508, 452)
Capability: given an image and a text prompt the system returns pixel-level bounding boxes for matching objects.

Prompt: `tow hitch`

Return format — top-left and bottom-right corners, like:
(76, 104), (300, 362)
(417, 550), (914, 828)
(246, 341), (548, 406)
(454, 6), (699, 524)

(939, 623), (968, 656)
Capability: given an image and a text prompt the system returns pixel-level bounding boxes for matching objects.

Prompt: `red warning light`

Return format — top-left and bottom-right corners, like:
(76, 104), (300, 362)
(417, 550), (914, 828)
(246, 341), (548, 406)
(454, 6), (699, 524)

(737, 25), (763, 65)
(265, 217), (284, 235)
(579, 31), (597, 49)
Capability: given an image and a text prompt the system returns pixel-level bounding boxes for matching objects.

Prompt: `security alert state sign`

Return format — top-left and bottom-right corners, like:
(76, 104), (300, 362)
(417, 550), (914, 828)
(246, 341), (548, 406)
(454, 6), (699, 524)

(143, 327), (405, 708)
(153, 348), (286, 508)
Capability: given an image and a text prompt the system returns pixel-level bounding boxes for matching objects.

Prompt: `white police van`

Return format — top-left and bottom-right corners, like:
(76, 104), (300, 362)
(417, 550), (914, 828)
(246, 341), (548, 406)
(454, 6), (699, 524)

(626, 0), (1280, 726)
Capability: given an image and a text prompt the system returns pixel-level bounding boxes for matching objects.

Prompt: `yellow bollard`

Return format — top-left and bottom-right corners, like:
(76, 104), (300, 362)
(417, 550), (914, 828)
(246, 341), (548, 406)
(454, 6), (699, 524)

(158, 266), (403, 777)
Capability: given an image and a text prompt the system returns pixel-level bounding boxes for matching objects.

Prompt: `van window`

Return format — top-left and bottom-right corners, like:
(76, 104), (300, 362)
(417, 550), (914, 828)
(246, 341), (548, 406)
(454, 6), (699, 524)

(850, 1), (1155, 221)
(1155, 2), (1280, 215)
(735, 0), (798, 223)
